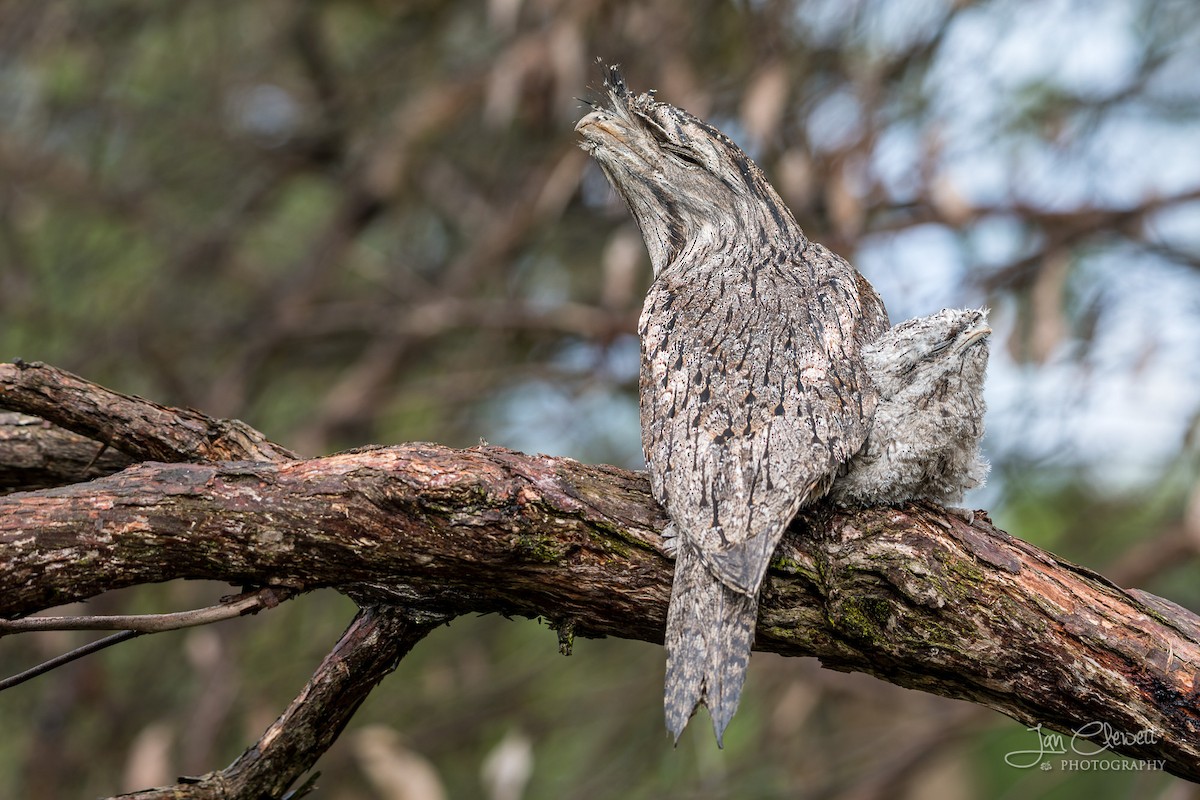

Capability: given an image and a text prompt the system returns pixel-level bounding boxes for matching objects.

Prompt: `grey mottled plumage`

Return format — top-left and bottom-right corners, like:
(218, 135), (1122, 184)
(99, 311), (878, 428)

(576, 66), (889, 744)
(830, 308), (991, 506)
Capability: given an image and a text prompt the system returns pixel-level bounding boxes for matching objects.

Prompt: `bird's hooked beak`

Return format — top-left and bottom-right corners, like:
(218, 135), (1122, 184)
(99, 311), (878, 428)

(575, 64), (636, 146)
(575, 110), (625, 142)
(956, 320), (992, 352)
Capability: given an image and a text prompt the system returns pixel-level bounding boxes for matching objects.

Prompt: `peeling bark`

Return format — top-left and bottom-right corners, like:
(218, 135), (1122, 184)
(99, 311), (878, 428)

(1, 360), (1198, 788)
(2, 445), (1198, 778)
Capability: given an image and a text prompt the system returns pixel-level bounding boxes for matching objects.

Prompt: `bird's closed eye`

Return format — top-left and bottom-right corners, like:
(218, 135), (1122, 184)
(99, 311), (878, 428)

(663, 142), (704, 168)
(638, 112), (704, 168)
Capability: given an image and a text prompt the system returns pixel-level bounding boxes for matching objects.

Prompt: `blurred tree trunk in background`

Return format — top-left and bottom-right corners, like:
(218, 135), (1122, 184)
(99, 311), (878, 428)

(1, 2), (1198, 798)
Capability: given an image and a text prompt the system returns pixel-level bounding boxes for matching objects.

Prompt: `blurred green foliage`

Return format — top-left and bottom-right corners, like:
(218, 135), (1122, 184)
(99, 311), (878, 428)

(2, 0), (1199, 797)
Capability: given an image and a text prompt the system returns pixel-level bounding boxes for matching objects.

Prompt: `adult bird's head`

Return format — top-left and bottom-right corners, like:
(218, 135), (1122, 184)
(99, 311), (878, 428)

(576, 65), (802, 276)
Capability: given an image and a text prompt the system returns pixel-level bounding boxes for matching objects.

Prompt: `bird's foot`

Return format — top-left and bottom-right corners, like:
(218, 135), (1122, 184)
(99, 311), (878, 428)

(944, 506), (976, 525)
(660, 523), (680, 559)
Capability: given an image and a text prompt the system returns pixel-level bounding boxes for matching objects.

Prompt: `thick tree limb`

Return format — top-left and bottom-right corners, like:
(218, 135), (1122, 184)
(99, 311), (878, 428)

(2, 444), (1198, 779)
(2, 360), (1198, 785)
(0, 360), (297, 464)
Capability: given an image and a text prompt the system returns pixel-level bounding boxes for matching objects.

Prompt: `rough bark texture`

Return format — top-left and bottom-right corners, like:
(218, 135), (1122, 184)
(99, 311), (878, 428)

(0, 411), (134, 492)
(2, 445), (1199, 778)
(0, 360), (297, 463)
(2, 360), (1199, 787)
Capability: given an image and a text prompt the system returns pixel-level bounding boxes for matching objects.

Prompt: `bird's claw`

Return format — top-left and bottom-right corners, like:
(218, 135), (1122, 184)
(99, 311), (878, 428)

(660, 523), (680, 559)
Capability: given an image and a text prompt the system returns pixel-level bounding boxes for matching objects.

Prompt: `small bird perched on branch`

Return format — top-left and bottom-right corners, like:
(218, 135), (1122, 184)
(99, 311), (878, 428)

(829, 308), (990, 507)
(576, 66), (989, 745)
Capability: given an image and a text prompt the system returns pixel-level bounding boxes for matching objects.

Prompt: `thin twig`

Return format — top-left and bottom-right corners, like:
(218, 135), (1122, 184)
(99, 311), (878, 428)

(0, 588), (295, 693)
(0, 631), (140, 691)
(0, 587), (293, 634)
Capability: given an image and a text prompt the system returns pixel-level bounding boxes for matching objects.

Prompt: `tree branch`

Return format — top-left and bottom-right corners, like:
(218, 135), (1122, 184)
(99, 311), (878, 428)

(0, 587), (292, 633)
(0, 630), (142, 692)
(2, 442), (1198, 779)
(113, 605), (450, 800)
(0, 588), (295, 692)
(0, 361), (455, 797)
(2, 360), (1197, 783)
(0, 412), (134, 492)
(0, 360), (297, 463)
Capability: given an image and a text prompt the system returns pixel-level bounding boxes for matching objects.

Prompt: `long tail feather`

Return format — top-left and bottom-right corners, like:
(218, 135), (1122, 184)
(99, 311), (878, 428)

(664, 541), (758, 746)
